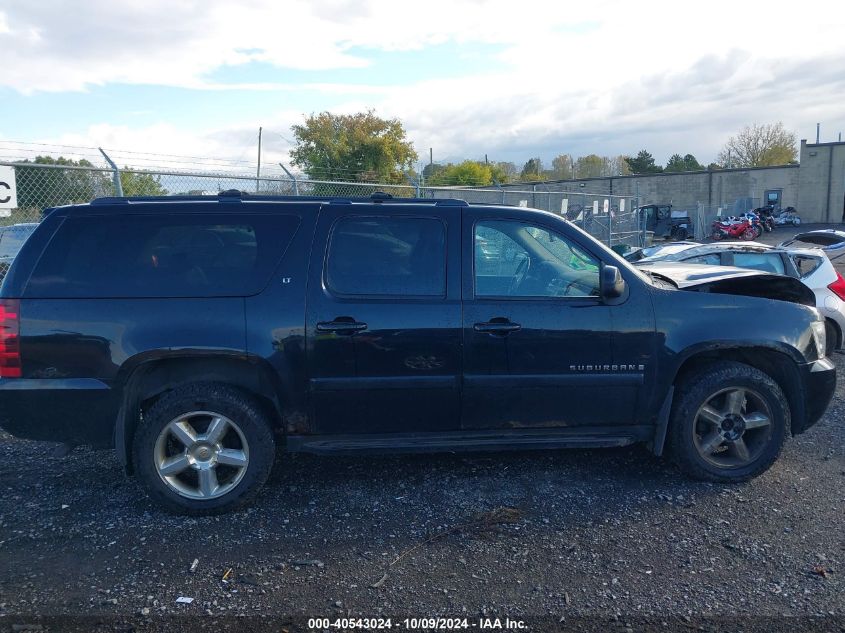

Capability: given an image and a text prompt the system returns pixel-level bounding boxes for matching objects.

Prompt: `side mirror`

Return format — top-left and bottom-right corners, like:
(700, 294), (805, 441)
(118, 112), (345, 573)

(601, 265), (626, 299)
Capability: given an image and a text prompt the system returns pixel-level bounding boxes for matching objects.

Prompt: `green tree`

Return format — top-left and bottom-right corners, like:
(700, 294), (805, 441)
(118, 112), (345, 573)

(574, 154), (606, 178)
(427, 161), (494, 186)
(120, 170), (168, 196)
(665, 153), (704, 172)
(290, 110), (417, 184)
(520, 158), (546, 181)
(551, 154), (574, 179)
(717, 122), (797, 167)
(625, 150), (663, 174)
(15, 156), (111, 211)
(492, 161), (517, 183)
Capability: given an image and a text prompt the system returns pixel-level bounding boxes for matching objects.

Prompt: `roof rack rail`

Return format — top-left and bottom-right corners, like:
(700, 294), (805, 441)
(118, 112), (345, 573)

(87, 190), (469, 207)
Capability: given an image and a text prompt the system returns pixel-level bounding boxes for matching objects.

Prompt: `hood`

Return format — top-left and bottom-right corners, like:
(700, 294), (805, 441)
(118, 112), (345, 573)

(639, 261), (816, 306)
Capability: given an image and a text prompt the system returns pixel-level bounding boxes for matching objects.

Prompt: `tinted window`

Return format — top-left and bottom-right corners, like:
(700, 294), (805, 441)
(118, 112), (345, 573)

(26, 214), (299, 298)
(475, 220), (600, 298)
(733, 252), (785, 274)
(326, 216), (446, 296)
(0, 224), (37, 259)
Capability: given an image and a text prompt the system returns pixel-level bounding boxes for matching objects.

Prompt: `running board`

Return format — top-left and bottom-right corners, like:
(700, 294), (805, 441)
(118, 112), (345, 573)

(286, 427), (651, 455)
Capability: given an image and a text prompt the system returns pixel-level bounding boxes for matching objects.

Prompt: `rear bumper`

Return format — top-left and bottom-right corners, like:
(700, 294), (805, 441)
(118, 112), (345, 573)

(0, 378), (118, 448)
(795, 357), (836, 434)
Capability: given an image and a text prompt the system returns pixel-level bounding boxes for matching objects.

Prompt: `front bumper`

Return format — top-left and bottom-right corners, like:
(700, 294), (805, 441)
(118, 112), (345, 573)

(795, 357), (836, 434)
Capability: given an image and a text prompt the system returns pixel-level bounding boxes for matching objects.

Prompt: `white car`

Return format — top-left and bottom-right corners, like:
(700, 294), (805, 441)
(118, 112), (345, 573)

(629, 240), (845, 350)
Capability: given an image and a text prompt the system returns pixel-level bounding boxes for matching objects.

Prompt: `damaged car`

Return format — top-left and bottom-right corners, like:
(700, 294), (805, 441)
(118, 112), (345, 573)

(0, 192), (836, 514)
(628, 241), (845, 350)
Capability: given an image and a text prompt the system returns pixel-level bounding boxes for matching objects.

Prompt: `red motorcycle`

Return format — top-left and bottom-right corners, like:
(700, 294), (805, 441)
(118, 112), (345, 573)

(711, 217), (755, 241)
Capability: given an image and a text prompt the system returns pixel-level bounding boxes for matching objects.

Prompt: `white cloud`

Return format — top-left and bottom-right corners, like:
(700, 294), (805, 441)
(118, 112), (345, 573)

(2, 0), (844, 167)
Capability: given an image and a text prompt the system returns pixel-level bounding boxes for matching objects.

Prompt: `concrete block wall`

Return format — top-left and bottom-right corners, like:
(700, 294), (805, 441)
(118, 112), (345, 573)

(799, 141), (845, 223)
(499, 166), (801, 213)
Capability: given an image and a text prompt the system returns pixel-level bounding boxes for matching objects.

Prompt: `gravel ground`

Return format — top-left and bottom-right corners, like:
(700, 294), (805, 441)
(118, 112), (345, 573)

(1, 221), (844, 633)
(0, 359), (843, 632)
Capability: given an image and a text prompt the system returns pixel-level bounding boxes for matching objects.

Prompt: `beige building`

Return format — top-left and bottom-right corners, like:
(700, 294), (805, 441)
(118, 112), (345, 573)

(498, 140), (845, 223)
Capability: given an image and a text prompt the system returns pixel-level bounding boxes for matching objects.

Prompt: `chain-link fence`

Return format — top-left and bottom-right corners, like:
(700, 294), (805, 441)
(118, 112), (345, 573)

(0, 161), (643, 281)
(687, 198), (763, 240)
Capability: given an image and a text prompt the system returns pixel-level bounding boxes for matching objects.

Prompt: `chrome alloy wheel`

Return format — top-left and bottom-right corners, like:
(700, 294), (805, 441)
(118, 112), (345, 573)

(693, 387), (772, 468)
(153, 411), (249, 500)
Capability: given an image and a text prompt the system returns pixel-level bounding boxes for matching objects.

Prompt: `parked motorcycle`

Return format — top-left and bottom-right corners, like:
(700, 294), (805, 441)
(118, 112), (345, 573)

(774, 207), (801, 226)
(736, 212), (764, 238)
(752, 205), (776, 232)
(711, 217), (756, 241)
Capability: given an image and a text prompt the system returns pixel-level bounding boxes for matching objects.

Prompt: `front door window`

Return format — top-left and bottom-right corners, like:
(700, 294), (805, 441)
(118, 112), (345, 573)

(474, 220), (600, 298)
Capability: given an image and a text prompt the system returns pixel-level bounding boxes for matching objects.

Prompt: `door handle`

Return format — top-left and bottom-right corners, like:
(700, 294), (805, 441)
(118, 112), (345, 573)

(474, 320), (522, 335)
(316, 319), (368, 334)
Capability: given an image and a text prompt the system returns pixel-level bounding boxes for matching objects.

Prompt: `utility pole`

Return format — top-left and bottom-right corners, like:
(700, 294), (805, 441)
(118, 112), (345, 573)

(816, 123), (820, 144)
(485, 154), (489, 165)
(429, 148), (433, 167)
(256, 126), (263, 193)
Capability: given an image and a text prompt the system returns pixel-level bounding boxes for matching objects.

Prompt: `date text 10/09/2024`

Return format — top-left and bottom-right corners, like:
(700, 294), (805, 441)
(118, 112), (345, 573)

(307, 618), (528, 630)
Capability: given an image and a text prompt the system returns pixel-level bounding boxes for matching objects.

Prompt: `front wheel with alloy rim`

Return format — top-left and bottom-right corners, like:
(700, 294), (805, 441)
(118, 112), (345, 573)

(133, 383), (275, 515)
(668, 361), (790, 482)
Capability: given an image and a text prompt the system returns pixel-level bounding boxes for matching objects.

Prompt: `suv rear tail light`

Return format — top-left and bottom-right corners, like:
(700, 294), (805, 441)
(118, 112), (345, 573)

(828, 272), (845, 301)
(0, 299), (21, 378)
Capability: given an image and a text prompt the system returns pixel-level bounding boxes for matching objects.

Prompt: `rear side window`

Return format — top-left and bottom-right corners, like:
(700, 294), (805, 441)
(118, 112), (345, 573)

(0, 225), (37, 259)
(791, 254), (823, 278)
(733, 252), (785, 274)
(25, 214), (299, 298)
(326, 216), (446, 297)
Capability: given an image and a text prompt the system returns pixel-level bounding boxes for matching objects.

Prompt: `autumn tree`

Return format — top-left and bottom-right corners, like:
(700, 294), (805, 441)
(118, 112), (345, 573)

(717, 122), (797, 167)
(427, 160), (496, 186)
(492, 161), (517, 183)
(290, 110), (417, 184)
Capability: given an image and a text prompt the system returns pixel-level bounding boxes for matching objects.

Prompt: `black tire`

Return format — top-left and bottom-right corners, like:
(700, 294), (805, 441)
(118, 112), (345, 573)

(667, 361), (789, 482)
(133, 383), (276, 515)
(674, 227), (688, 241)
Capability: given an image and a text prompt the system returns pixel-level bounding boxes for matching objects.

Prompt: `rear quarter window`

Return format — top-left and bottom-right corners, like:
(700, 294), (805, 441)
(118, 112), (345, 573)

(790, 254), (823, 278)
(24, 213), (299, 298)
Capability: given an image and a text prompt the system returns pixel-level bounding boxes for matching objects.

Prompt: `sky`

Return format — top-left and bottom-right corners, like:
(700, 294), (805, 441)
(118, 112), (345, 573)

(0, 0), (844, 176)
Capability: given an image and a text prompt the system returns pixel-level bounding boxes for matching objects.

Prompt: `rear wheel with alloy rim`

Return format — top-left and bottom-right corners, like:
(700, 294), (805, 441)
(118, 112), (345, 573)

(668, 361), (789, 482)
(134, 383), (275, 515)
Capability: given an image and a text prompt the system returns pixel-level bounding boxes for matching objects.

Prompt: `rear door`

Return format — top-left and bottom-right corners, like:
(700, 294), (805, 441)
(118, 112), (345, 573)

(306, 204), (462, 435)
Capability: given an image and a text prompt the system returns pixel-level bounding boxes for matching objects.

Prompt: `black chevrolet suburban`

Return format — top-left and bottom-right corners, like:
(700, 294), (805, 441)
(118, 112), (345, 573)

(0, 192), (836, 514)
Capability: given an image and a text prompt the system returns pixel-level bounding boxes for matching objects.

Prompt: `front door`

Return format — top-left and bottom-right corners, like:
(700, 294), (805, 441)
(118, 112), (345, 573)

(462, 211), (643, 430)
(306, 204), (462, 435)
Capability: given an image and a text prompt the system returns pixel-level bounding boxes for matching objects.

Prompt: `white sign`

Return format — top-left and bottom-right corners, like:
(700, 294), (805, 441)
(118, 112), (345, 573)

(603, 199), (609, 214)
(518, 200), (528, 208)
(619, 199), (625, 214)
(592, 200), (599, 214)
(560, 199), (569, 215)
(0, 166), (16, 215)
